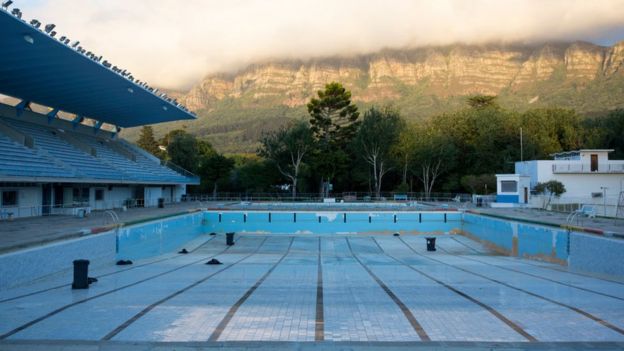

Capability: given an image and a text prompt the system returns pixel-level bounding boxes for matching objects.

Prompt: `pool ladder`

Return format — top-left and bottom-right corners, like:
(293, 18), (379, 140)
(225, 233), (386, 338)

(104, 210), (120, 226)
(566, 210), (580, 226)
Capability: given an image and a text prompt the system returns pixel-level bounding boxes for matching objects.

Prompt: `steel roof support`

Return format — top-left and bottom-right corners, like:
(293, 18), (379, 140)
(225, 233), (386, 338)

(93, 120), (103, 134)
(46, 108), (59, 123)
(15, 99), (31, 116)
(71, 114), (83, 129)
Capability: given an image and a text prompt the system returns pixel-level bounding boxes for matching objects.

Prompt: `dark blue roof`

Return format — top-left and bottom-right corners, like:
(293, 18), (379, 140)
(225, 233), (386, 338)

(0, 10), (195, 128)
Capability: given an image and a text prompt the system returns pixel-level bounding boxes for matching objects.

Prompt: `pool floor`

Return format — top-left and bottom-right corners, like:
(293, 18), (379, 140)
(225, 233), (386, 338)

(1, 234), (624, 348)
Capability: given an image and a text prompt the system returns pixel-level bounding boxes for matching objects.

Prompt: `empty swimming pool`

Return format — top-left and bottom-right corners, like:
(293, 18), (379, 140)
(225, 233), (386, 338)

(1, 210), (624, 350)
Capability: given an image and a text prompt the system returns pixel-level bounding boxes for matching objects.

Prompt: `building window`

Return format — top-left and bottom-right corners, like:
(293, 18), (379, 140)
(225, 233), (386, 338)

(500, 181), (517, 193)
(72, 187), (90, 204)
(95, 189), (104, 201)
(2, 190), (18, 206)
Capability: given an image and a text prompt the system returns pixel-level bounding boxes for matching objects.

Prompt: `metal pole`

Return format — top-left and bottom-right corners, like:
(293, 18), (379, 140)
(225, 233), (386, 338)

(520, 127), (523, 162)
(601, 186), (607, 216)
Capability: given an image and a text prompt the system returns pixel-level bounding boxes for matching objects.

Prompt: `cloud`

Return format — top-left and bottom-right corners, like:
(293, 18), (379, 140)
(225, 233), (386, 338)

(20, 0), (624, 90)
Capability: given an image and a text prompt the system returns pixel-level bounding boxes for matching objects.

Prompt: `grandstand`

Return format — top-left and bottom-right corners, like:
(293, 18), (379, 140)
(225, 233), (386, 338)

(0, 5), (199, 218)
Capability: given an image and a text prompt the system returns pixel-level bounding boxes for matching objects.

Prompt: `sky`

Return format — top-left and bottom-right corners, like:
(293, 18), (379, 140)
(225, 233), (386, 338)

(17, 0), (624, 90)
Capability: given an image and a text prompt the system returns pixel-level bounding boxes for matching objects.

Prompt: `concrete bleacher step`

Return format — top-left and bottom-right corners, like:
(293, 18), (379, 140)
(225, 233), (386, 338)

(1, 116), (194, 183)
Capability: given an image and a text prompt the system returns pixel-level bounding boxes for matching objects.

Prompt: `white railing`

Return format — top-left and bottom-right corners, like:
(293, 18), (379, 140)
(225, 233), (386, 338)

(552, 162), (624, 173)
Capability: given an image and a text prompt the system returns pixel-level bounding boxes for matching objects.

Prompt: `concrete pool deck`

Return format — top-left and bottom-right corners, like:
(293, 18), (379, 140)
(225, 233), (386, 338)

(1, 234), (623, 350)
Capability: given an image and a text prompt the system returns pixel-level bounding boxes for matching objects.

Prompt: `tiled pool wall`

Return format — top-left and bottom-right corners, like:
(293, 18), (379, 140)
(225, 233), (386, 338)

(116, 211), (205, 260)
(569, 232), (624, 277)
(461, 213), (569, 264)
(203, 211), (461, 235)
(461, 212), (624, 276)
(3, 209), (624, 291)
(0, 231), (115, 291)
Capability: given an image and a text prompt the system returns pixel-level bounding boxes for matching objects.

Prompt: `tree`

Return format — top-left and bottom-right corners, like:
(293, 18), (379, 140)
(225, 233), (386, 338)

(393, 123), (418, 188)
(307, 82), (360, 196)
(166, 131), (200, 173)
(136, 126), (161, 157)
(354, 106), (403, 198)
(198, 153), (235, 198)
(460, 174), (496, 194)
(534, 180), (566, 209)
(412, 128), (457, 199)
(258, 121), (314, 198)
(308, 82), (360, 145)
(467, 95), (498, 109)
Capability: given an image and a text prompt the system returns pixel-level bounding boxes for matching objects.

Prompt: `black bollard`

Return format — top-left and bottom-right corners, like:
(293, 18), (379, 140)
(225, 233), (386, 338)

(426, 237), (436, 252)
(72, 259), (90, 289)
(226, 232), (235, 246)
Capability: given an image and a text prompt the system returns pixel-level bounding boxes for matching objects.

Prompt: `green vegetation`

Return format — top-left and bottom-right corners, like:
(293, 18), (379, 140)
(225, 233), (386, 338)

(534, 180), (567, 208)
(138, 83), (624, 197)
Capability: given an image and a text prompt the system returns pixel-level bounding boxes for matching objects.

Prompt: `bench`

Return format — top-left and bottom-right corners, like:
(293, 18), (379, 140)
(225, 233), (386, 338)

(1, 209), (14, 221)
(576, 205), (596, 218)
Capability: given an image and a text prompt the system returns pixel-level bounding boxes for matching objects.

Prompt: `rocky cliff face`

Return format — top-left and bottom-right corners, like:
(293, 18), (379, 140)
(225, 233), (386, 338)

(181, 41), (624, 112)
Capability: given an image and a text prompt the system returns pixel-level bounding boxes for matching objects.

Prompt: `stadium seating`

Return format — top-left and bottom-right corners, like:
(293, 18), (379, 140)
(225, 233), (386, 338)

(0, 117), (194, 183)
(0, 134), (73, 178)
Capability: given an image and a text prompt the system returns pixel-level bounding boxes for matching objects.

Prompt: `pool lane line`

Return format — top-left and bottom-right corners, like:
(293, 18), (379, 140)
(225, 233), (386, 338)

(435, 241), (624, 302)
(0, 237), (242, 340)
(345, 237), (430, 341)
(368, 237), (536, 342)
(451, 236), (624, 287)
(102, 236), (271, 341)
(315, 236), (324, 341)
(208, 237), (295, 342)
(398, 236), (624, 336)
(0, 235), (218, 305)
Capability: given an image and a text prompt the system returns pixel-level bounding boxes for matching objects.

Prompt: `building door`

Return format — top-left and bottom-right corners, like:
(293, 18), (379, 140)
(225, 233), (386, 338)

(524, 187), (528, 204)
(134, 186), (145, 207)
(591, 154), (598, 172)
(53, 185), (64, 208)
(42, 185), (52, 215)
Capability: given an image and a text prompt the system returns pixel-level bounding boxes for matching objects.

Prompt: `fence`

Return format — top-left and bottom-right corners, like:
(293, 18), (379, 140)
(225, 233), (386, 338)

(530, 194), (622, 218)
(0, 196), (181, 220)
(185, 192), (474, 203)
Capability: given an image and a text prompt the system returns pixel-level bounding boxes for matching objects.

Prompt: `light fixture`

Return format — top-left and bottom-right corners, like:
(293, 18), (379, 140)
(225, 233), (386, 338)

(127, 88), (134, 94)
(23, 34), (34, 44)
(44, 23), (55, 33)
(162, 106), (168, 111)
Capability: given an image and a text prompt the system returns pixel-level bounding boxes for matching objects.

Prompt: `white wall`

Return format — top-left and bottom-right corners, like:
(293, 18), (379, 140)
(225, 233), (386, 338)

(0, 186), (41, 218)
(174, 184), (186, 202)
(144, 186), (163, 207)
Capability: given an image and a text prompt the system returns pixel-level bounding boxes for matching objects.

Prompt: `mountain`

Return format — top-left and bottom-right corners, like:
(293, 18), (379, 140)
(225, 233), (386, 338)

(122, 41), (624, 153)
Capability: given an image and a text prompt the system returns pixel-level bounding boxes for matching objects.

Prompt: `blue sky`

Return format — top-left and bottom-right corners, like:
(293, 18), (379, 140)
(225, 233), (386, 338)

(14, 0), (624, 89)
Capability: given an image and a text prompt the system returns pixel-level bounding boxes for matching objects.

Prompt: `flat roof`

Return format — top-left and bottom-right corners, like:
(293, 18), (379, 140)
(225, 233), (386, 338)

(0, 9), (195, 128)
(550, 149), (614, 157)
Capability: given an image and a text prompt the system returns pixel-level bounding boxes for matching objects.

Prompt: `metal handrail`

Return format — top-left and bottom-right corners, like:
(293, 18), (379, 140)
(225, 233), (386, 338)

(103, 209), (119, 225)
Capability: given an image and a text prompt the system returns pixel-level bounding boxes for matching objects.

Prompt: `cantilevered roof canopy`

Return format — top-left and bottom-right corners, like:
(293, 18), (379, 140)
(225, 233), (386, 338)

(0, 10), (195, 128)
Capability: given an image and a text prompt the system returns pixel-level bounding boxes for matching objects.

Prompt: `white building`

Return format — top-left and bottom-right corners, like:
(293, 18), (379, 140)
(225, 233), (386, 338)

(494, 174), (531, 205)
(497, 150), (624, 213)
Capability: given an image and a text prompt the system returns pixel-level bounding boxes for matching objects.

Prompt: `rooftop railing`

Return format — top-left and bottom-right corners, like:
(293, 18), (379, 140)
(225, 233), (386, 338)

(552, 162), (624, 174)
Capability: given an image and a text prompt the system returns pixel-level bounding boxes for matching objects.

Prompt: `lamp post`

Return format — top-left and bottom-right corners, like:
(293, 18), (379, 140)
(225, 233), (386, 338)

(600, 186), (608, 216)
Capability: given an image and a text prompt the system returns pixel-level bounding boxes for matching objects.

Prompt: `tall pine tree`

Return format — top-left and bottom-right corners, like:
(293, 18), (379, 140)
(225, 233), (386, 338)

(136, 126), (161, 157)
